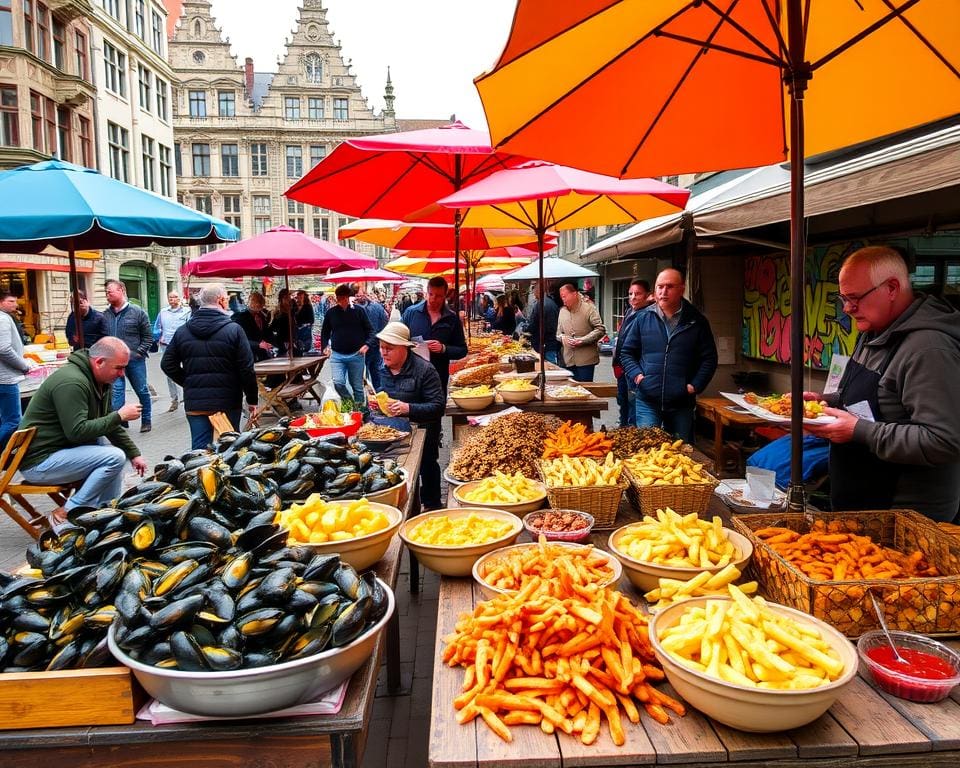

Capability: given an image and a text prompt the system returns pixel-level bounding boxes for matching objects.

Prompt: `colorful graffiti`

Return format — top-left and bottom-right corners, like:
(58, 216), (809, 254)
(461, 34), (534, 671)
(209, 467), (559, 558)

(742, 242), (859, 370)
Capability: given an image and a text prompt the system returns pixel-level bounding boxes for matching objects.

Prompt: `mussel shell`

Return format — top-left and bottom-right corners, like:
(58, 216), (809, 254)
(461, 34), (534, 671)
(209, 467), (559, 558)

(169, 630), (208, 671)
(220, 551), (254, 590)
(201, 645), (242, 671)
(235, 607), (284, 636)
(330, 596), (372, 648)
(186, 517), (234, 549)
(13, 609), (51, 634)
(287, 624), (332, 660)
(149, 593), (204, 630)
(258, 567), (297, 604)
(157, 541), (218, 566)
(153, 559), (200, 597)
(333, 563), (361, 600)
(303, 553), (340, 582)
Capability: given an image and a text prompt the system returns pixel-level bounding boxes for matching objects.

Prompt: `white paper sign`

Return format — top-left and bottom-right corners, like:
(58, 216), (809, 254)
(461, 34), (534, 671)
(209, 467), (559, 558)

(411, 335), (431, 361)
(846, 399), (875, 422)
(823, 354), (849, 395)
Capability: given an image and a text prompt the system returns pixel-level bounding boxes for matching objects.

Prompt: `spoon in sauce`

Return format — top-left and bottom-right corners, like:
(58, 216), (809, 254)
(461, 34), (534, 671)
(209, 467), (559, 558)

(869, 591), (907, 665)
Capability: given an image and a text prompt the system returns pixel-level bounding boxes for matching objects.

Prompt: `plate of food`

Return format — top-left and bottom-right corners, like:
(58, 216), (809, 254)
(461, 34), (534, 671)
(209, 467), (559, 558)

(546, 384), (593, 401)
(720, 392), (836, 425)
(355, 422), (411, 450)
(715, 479), (787, 512)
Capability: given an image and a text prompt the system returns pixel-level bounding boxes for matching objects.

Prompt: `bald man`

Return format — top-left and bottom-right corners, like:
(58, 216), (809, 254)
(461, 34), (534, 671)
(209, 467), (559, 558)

(805, 246), (960, 522)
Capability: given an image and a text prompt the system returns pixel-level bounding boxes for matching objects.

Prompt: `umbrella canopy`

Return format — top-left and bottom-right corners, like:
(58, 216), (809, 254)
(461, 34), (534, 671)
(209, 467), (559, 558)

(321, 268), (408, 285)
(474, 0), (960, 508)
(338, 219), (549, 251)
(182, 226), (375, 277)
(0, 159), (239, 347)
(500, 257), (598, 282)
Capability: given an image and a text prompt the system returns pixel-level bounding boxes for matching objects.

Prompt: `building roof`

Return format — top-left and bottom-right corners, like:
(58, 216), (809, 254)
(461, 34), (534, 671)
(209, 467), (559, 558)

(396, 119), (451, 132)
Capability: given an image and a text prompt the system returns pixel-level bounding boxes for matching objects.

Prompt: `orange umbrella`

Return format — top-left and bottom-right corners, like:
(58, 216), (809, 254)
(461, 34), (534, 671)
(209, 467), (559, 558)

(475, 0), (960, 505)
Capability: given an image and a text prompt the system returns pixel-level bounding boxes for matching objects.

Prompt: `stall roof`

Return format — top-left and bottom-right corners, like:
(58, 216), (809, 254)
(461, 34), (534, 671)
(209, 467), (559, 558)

(582, 122), (960, 264)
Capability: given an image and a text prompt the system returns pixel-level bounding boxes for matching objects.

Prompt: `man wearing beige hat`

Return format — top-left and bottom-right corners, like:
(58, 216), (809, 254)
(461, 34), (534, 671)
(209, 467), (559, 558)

(371, 322), (445, 511)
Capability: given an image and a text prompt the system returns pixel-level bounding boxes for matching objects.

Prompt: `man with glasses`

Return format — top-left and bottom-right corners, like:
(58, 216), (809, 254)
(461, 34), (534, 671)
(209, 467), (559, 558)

(805, 246), (960, 523)
(154, 291), (191, 412)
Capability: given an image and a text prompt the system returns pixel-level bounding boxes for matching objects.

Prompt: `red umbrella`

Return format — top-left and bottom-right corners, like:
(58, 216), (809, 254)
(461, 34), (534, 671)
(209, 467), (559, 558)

(284, 121), (524, 299)
(321, 268), (408, 285)
(337, 218), (547, 251)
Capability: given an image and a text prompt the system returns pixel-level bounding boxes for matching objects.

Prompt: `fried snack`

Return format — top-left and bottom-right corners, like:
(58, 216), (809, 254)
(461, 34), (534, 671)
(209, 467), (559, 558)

(443, 570), (684, 744)
(406, 513), (516, 546)
(451, 363), (503, 388)
(454, 384), (495, 397)
(609, 427), (682, 458)
(754, 523), (939, 581)
(356, 423), (406, 442)
(498, 378), (537, 392)
(644, 566), (758, 610)
(476, 537), (615, 593)
(615, 508), (740, 568)
(624, 443), (712, 486)
(450, 413), (561, 480)
(276, 495), (390, 544)
(547, 384), (592, 399)
(542, 421), (613, 458)
(743, 392), (827, 420)
(540, 453), (623, 487)
(461, 471), (545, 504)
(374, 391), (393, 412)
(303, 399), (352, 427)
(656, 585), (846, 689)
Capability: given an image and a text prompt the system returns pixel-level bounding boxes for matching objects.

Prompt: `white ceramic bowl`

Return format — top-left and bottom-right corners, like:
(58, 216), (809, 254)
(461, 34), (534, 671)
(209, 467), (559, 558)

(453, 479), (547, 516)
(107, 578), (395, 717)
(472, 541), (622, 600)
(648, 596), (858, 732)
(284, 500), (402, 571)
(399, 507), (523, 577)
(498, 386), (538, 405)
(607, 525), (753, 592)
(450, 392), (496, 411)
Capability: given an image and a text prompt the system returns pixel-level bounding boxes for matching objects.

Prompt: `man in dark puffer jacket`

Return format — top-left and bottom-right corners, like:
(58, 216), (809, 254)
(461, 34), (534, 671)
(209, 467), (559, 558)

(161, 284), (258, 449)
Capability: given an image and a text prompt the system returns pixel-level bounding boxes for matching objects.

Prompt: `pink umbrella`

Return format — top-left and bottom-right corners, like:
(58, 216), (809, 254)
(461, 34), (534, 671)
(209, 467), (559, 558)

(321, 268), (408, 285)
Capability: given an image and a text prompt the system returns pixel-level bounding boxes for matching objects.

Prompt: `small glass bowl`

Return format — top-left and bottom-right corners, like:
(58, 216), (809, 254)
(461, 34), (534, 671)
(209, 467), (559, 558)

(523, 509), (594, 543)
(857, 630), (960, 703)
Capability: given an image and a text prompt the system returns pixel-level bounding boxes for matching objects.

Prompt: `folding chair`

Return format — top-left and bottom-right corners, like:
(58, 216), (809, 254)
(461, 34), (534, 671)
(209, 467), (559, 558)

(0, 427), (73, 539)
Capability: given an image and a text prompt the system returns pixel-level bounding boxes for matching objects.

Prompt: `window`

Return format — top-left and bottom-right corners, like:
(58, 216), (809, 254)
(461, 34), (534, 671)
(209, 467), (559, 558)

(103, 43), (126, 97)
(23, 0), (33, 54)
(188, 90), (206, 117)
(78, 116), (91, 166)
(288, 216), (304, 232)
(250, 142), (267, 176)
(0, 86), (18, 146)
(218, 90), (235, 117)
(30, 91), (41, 150)
(309, 144), (326, 169)
(333, 98), (348, 120)
(313, 217), (329, 241)
(133, 0), (144, 38)
(158, 144), (172, 196)
(52, 17), (65, 69)
(35, 2), (49, 62)
(141, 134), (155, 191)
(0, 1), (11, 46)
(284, 97), (300, 119)
(305, 53), (322, 83)
(107, 121), (129, 182)
(43, 95), (55, 154)
(220, 142), (238, 176)
(222, 194), (241, 230)
(254, 216), (271, 234)
(253, 195), (271, 215)
(191, 142), (210, 176)
(155, 77), (168, 120)
(287, 200), (304, 214)
(151, 10), (163, 55)
(56, 105), (70, 160)
(137, 64), (152, 111)
(195, 194), (212, 214)
(102, 0), (120, 19)
(74, 31), (87, 79)
(174, 142), (181, 176)
(288, 202), (305, 231)
(308, 97), (323, 119)
(285, 145), (302, 178)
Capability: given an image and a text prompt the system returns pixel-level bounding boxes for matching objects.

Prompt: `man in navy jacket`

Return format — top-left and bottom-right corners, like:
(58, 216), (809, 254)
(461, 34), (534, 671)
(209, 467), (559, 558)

(620, 268), (717, 442)
(401, 276), (466, 394)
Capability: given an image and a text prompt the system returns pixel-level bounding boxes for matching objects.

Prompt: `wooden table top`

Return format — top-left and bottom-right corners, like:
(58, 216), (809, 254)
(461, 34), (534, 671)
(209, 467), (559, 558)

(430, 493), (960, 768)
(254, 356), (327, 375)
(445, 398), (608, 419)
(697, 396), (771, 428)
(0, 430), (426, 760)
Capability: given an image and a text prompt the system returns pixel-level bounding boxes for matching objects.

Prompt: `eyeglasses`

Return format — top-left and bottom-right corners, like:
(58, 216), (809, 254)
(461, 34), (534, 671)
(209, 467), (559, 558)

(838, 280), (888, 307)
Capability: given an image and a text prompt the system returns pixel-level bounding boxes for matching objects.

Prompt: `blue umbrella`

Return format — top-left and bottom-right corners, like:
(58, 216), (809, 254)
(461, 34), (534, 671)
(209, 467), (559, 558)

(0, 159), (239, 345)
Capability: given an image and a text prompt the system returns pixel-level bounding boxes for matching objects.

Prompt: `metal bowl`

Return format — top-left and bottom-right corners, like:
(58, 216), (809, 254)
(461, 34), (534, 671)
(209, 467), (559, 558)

(107, 577), (395, 717)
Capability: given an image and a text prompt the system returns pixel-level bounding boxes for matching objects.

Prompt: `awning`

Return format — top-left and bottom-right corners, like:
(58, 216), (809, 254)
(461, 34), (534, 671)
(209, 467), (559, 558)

(0, 258), (96, 273)
(582, 123), (960, 264)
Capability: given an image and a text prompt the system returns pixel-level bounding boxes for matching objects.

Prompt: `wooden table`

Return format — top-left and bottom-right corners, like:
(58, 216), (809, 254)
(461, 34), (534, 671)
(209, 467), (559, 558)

(696, 396), (773, 478)
(446, 398), (608, 442)
(0, 430), (425, 768)
(254, 356), (327, 418)
(430, 493), (960, 768)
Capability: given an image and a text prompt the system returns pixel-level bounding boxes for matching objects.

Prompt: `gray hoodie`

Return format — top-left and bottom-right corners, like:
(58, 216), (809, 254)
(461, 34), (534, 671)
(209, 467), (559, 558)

(0, 311), (29, 385)
(850, 294), (960, 521)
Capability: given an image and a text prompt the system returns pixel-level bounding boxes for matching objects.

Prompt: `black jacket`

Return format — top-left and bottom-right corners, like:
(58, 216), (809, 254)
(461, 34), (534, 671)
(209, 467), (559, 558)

(65, 307), (108, 350)
(105, 303), (152, 358)
(379, 351), (444, 425)
(162, 308), (258, 412)
(526, 294), (560, 354)
(232, 308), (277, 362)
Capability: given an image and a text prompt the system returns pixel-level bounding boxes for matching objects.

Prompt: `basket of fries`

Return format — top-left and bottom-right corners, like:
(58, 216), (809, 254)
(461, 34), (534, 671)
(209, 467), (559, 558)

(622, 447), (719, 516)
(537, 456), (627, 528)
(733, 510), (960, 637)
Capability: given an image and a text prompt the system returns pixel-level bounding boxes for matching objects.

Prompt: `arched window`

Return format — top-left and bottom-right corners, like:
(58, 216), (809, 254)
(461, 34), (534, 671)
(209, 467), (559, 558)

(193, 19), (202, 37)
(305, 54), (322, 83)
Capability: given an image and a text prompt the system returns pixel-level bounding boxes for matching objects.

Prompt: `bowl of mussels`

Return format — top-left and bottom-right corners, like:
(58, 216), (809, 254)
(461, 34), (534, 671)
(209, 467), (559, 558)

(107, 552), (395, 717)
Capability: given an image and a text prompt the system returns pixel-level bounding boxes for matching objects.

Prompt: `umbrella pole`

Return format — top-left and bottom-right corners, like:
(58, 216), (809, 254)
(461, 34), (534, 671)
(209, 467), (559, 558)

(787, 0), (810, 514)
(69, 239), (84, 349)
(285, 272), (294, 361)
(453, 208), (462, 314)
(536, 201), (546, 400)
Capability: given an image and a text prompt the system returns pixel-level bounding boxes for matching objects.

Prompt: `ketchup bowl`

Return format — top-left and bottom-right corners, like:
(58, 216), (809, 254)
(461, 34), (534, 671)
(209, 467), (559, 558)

(857, 630), (960, 703)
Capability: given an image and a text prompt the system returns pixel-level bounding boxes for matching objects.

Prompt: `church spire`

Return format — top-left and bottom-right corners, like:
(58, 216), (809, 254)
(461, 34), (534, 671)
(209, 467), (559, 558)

(383, 66), (396, 118)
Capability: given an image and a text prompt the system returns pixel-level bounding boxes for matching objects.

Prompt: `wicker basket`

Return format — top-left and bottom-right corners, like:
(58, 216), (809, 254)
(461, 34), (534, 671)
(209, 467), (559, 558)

(537, 462), (627, 528)
(622, 465), (719, 517)
(733, 510), (960, 638)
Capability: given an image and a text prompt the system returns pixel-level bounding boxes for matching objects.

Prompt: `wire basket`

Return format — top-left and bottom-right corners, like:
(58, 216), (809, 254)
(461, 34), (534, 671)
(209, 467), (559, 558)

(536, 462), (627, 528)
(622, 465), (719, 517)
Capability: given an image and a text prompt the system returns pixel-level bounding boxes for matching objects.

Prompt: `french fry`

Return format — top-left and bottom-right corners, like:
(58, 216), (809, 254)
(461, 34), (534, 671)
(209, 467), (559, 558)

(616, 507), (740, 569)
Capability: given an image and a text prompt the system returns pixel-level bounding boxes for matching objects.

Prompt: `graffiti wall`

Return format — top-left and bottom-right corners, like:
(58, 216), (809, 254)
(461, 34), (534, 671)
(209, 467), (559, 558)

(742, 242), (860, 370)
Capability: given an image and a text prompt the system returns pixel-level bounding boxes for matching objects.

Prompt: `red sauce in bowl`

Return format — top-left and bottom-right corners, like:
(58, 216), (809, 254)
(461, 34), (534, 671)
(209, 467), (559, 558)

(865, 646), (959, 702)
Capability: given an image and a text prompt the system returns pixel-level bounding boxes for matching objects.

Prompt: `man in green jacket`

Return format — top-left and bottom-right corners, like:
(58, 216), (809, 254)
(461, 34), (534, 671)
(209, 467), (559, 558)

(19, 336), (147, 525)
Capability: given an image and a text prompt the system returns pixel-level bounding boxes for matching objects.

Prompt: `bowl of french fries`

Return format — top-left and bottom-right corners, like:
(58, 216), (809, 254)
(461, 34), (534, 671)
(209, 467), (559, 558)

(452, 472), (548, 516)
(496, 378), (539, 404)
(472, 539), (622, 600)
(399, 508), (524, 577)
(608, 508), (753, 592)
(450, 385), (496, 411)
(649, 590), (858, 732)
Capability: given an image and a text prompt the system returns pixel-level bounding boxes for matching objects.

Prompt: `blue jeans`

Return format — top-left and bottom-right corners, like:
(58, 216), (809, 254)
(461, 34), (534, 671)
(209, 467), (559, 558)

(0, 382), (22, 450)
(20, 439), (127, 510)
(365, 346), (383, 391)
(297, 325), (313, 354)
(635, 397), (696, 443)
(186, 409), (242, 450)
(112, 355), (152, 423)
(330, 350), (366, 405)
(566, 364), (596, 382)
(616, 375), (635, 427)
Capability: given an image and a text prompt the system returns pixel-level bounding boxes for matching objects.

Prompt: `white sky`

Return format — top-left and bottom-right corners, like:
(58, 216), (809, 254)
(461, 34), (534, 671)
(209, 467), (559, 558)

(207, 0), (517, 130)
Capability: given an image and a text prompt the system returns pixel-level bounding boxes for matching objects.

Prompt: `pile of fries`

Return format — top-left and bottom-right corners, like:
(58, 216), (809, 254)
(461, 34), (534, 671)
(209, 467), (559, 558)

(443, 574), (685, 745)
(542, 421), (613, 458)
(755, 525), (939, 581)
(476, 539), (615, 593)
(540, 454), (623, 487)
(615, 508), (740, 568)
(624, 444), (712, 486)
(644, 564), (757, 611)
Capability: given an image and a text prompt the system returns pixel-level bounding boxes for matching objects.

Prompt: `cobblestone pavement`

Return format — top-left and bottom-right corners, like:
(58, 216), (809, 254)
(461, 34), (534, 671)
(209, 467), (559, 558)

(0, 353), (620, 766)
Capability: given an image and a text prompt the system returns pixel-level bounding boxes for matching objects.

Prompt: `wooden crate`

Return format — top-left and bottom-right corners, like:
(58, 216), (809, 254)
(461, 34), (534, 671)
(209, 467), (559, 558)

(0, 666), (142, 730)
